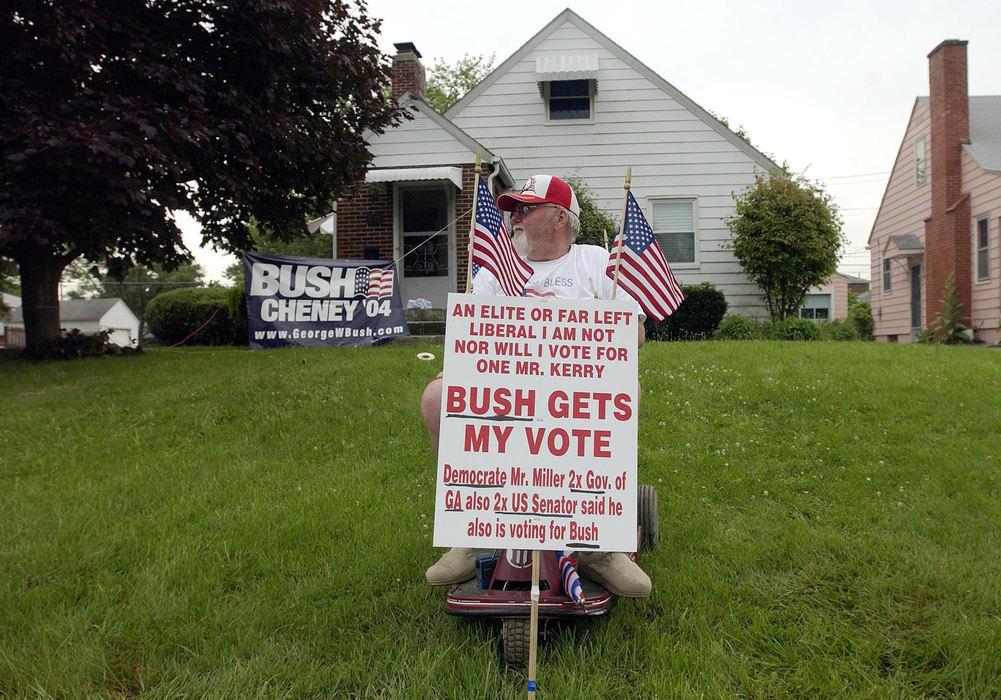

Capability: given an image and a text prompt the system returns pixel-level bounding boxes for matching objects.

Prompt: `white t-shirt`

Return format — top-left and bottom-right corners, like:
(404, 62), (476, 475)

(473, 244), (644, 317)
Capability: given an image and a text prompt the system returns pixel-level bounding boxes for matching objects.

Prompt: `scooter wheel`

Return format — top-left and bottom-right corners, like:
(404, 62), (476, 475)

(638, 484), (660, 550)
(501, 618), (530, 667)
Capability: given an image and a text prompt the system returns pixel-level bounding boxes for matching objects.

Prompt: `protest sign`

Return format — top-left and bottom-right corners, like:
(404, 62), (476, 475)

(243, 252), (409, 349)
(433, 293), (639, 552)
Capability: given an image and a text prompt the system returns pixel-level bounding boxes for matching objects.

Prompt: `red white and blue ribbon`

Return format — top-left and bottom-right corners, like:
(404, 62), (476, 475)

(558, 551), (586, 608)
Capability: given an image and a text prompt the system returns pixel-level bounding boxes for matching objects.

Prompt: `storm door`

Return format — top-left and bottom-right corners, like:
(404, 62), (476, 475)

(395, 183), (454, 306)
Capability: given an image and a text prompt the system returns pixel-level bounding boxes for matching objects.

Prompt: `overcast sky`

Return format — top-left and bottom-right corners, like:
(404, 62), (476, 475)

(187, 0), (1001, 282)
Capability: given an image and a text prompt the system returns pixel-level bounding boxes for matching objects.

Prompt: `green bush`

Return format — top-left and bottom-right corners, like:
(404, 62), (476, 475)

(146, 287), (240, 346)
(768, 317), (822, 341)
(847, 299), (874, 340)
(644, 282), (727, 341)
(227, 283), (248, 344)
(819, 319), (859, 341)
(715, 314), (763, 340)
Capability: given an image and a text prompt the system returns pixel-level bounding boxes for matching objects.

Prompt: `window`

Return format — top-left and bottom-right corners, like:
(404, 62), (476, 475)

(915, 137), (927, 187)
(976, 216), (990, 281)
(545, 80), (593, 121)
(883, 259), (892, 293)
(651, 199), (696, 264)
(799, 294), (831, 321)
(400, 188), (448, 278)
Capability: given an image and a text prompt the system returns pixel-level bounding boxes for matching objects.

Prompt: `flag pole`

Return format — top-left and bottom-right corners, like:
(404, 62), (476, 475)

(465, 152), (482, 293)
(527, 549), (540, 699)
(610, 167), (631, 300)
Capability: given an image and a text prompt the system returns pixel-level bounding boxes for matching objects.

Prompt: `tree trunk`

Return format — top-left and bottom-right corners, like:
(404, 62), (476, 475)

(18, 250), (72, 357)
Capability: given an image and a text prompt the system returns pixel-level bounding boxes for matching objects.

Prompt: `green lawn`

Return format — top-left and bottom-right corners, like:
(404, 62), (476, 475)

(2, 342), (1000, 697)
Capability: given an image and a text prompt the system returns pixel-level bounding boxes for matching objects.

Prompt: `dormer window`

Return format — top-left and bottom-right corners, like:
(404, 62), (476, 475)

(535, 54), (598, 123)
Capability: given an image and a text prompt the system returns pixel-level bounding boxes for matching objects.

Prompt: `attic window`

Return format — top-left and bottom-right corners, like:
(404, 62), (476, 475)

(545, 79), (592, 120)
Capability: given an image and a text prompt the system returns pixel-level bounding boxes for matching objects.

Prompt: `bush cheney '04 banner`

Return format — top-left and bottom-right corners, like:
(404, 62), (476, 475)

(433, 293), (639, 552)
(243, 252), (410, 349)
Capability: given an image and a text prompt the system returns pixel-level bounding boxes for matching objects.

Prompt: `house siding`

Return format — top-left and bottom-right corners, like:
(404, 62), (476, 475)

(448, 16), (772, 317)
(965, 149), (1001, 343)
(869, 100), (932, 341)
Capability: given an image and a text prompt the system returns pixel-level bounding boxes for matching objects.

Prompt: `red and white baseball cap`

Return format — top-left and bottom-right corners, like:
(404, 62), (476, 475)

(497, 174), (580, 217)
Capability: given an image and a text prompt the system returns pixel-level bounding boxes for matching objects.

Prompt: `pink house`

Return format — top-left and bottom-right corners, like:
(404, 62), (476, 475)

(868, 40), (1001, 343)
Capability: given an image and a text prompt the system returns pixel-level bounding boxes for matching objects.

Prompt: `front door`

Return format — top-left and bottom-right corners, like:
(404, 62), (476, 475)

(910, 262), (922, 330)
(395, 183), (454, 307)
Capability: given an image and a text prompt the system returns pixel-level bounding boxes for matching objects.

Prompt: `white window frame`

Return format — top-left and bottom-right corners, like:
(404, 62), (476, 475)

(975, 215), (990, 282)
(650, 198), (698, 268)
(915, 137), (927, 187)
(883, 258), (892, 293)
(542, 79), (595, 124)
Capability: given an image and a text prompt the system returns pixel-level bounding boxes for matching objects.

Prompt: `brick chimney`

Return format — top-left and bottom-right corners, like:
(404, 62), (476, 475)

(925, 39), (971, 328)
(391, 42), (426, 101)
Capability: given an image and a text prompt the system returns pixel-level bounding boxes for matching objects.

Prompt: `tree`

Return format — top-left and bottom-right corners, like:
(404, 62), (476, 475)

(727, 170), (844, 320)
(425, 53), (494, 113)
(561, 176), (617, 250)
(1, 1), (406, 356)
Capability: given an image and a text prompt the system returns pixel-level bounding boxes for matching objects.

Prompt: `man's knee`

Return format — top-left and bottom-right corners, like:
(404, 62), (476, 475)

(421, 375), (443, 436)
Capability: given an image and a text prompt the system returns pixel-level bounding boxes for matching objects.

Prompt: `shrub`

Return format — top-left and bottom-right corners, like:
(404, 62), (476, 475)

(644, 282), (727, 341)
(715, 314), (763, 340)
(227, 283), (248, 344)
(819, 319), (859, 341)
(847, 299), (874, 340)
(146, 287), (240, 346)
(768, 317), (821, 341)
(36, 329), (141, 359)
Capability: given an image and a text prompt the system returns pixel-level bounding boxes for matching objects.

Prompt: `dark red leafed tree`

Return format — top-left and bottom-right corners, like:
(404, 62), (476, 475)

(1, 0), (405, 355)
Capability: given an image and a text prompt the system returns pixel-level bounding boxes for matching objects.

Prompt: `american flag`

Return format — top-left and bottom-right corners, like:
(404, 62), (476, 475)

(354, 267), (395, 298)
(606, 191), (685, 320)
(558, 551), (586, 608)
(472, 176), (533, 297)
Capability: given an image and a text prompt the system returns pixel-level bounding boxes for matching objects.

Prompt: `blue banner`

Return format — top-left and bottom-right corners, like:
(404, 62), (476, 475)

(243, 252), (410, 349)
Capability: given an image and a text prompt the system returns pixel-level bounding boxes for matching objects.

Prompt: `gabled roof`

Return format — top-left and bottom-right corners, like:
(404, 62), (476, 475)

(445, 8), (778, 172)
(883, 234), (924, 259)
(10, 297), (129, 324)
(965, 95), (1001, 172)
(369, 93), (515, 187)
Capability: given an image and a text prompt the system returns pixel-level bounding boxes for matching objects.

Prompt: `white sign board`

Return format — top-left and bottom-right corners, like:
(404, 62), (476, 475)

(433, 293), (639, 552)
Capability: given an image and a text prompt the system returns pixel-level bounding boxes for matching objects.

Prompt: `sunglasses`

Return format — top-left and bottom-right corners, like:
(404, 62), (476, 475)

(509, 203), (561, 217)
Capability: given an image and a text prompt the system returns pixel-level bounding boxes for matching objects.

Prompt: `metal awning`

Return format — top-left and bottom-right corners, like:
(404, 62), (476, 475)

(534, 54), (599, 81)
(365, 166), (463, 190)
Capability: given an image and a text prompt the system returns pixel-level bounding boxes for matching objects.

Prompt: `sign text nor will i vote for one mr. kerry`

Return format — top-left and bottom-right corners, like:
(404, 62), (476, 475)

(433, 293), (639, 552)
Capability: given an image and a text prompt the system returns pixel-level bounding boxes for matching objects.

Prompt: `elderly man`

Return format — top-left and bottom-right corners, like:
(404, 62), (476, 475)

(421, 175), (651, 598)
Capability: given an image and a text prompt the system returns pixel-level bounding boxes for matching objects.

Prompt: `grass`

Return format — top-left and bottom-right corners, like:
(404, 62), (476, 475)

(1, 341), (1000, 697)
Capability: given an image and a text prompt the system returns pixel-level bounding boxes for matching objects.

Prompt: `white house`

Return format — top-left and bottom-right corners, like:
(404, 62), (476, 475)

(1, 292), (21, 347)
(6, 298), (141, 348)
(336, 11), (779, 313)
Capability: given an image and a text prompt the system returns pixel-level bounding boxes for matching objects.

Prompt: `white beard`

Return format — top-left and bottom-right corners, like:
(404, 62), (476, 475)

(511, 228), (529, 257)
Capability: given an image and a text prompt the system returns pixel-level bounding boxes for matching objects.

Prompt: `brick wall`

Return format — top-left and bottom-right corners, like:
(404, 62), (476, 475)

(336, 183), (393, 261)
(926, 39), (972, 327)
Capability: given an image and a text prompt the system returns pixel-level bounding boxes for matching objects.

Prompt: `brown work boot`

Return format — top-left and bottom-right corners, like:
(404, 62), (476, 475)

(576, 552), (652, 598)
(425, 548), (485, 586)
